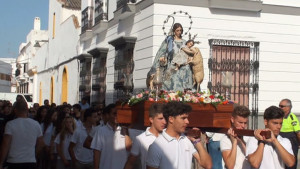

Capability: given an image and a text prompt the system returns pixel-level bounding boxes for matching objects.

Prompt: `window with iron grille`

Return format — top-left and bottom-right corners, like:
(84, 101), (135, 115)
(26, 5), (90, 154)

(95, 0), (107, 24)
(91, 52), (107, 105)
(81, 6), (93, 33)
(79, 59), (92, 101)
(108, 36), (136, 101)
(208, 39), (259, 129)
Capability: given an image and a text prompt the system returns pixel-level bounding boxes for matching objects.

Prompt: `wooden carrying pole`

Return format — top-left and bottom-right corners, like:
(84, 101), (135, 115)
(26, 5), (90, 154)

(186, 128), (271, 139)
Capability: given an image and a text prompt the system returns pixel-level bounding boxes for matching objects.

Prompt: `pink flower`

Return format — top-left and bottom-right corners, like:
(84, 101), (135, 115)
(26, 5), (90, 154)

(149, 98), (154, 101)
(137, 93), (143, 98)
(145, 91), (149, 94)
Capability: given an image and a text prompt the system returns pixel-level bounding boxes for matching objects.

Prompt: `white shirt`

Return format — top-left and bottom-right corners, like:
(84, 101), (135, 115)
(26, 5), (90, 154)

(41, 123), (54, 146)
(246, 135), (293, 169)
(91, 124), (129, 169)
(79, 103), (89, 110)
(146, 130), (197, 169)
(131, 127), (157, 169)
(220, 135), (251, 169)
(55, 133), (72, 160)
(206, 132), (225, 141)
(75, 119), (82, 128)
(5, 118), (42, 163)
(70, 124), (95, 164)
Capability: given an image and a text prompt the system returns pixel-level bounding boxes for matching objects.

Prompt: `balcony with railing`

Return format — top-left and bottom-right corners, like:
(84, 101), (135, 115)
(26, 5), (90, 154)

(81, 6), (94, 41)
(114, 0), (137, 20)
(93, 0), (108, 34)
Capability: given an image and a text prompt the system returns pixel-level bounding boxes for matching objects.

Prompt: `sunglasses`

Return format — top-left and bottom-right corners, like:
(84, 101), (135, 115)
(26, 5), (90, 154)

(279, 105), (289, 108)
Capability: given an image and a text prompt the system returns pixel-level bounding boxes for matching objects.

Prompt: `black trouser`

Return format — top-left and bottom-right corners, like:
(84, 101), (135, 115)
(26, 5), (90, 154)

(280, 132), (298, 169)
(7, 163), (37, 169)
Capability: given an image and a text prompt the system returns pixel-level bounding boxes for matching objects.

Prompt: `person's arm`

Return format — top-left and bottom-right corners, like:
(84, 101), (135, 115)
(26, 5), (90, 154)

(273, 138), (295, 167)
(83, 135), (93, 149)
(0, 134), (12, 168)
(265, 129), (295, 167)
(93, 149), (101, 169)
(121, 127), (132, 151)
(247, 129), (265, 168)
(193, 140), (212, 169)
(146, 166), (158, 169)
(221, 128), (238, 169)
(57, 141), (69, 167)
(125, 135), (132, 151)
(124, 155), (138, 169)
(181, 47), (195, 55)
(68, 142), (77, 166)
(36, 136), (45, 155)
(49, 134), (56, 160)
(296, 132), (300, 144)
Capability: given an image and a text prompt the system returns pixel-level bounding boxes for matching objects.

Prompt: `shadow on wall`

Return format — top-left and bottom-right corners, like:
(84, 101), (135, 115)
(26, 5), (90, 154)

(117, 16), (135, 36)
(95, 30), (108, 45)
(209, 8), (261, 17)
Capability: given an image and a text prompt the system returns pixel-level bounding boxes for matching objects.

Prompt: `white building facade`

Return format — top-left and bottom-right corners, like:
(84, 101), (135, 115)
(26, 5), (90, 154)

(78, 0), (300, 128)
(0, 58), (17, 92)
(16, 17), (48, 95)
(0, 60), (12, 92)
(32, 0), (81, 105)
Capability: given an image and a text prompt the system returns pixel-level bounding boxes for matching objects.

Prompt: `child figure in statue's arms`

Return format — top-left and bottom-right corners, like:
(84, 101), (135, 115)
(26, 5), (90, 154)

(172, 40), (196, 70)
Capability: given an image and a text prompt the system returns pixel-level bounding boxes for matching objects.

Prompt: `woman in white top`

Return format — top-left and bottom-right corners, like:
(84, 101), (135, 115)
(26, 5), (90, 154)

(40, 108), (58, 169)
(55, 116), (76, 169)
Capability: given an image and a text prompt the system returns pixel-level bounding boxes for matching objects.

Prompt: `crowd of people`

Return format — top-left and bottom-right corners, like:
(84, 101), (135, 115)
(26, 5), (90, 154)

(0, 96), (298, 169)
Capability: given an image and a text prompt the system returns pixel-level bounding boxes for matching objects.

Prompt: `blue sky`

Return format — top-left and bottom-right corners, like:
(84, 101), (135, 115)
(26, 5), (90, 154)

(0, 0), (49, 58)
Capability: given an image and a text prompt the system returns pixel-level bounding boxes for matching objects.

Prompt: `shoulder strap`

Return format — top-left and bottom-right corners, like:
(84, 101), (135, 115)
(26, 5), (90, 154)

(290, 114), (294, 120)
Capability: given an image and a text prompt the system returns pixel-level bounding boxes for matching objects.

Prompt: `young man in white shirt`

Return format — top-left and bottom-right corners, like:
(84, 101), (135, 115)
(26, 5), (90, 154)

(246, 106), (295, 169)
(146, 102), (212, 169)
(0, 101), (44, 169)
(124, 103), (166, 169)
(220, 105), (251, 169)
(69, 108), (97, 169)
(91, 104), (132, 169)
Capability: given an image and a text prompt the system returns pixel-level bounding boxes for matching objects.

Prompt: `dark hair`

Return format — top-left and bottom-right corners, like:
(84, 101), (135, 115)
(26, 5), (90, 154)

(55, 106), (68, 134)
(186, 40), (194, 45)
(163, 102), (192, 122)
(172, 23), (183, 37)
(51, 103), (56, 108)
(14, 101), (28, 113)
(264, 106), (284, 120)
(232, 105), (250, 118)
(16, 95), (25, 102)
(33, 103), (39, 108)
(102, 104), (116, 116)
(149, 103), (164, 118)
(82, 96), (88, 101)
(73, 104), (81, 111)
(35, 106), (48, 124)
(83, 108), (97, 122)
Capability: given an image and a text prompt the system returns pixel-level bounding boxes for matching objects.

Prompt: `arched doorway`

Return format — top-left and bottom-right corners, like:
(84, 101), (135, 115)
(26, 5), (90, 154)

(50, 76), (54, 104)
(39, 82), (42, 105)
(61, 67), (68, 103)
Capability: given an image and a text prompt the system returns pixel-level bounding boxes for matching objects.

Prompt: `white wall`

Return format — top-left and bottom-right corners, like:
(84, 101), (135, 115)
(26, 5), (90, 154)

(80, 1), (300, 116)
(151, 4), (300, 115)
(33, 0), (81, 104)
(0, 61), (12, 92)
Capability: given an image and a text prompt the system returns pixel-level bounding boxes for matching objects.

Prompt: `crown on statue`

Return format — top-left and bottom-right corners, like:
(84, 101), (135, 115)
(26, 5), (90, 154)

(188, 33), (201, 44)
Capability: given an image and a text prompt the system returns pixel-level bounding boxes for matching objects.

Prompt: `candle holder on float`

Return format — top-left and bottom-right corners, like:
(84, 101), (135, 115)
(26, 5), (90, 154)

(152, 68), (163, 101)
